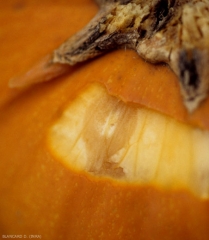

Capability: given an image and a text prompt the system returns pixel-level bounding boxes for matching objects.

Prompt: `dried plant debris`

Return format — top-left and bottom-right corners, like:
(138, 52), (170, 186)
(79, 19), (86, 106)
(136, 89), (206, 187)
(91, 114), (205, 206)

(52, 0), (209, 112)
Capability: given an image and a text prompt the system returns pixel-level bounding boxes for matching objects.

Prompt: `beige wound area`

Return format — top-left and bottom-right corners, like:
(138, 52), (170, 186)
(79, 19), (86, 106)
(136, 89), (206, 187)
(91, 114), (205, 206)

(47, 83), (209, 198)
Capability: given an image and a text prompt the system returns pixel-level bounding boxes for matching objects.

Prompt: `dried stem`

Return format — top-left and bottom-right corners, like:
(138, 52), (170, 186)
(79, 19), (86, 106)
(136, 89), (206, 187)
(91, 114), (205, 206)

(10, 0), (209, 112)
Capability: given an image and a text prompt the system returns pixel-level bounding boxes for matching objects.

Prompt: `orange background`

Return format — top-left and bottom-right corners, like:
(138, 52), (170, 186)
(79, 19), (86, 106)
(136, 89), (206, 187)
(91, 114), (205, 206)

(0, 1), (209, 239)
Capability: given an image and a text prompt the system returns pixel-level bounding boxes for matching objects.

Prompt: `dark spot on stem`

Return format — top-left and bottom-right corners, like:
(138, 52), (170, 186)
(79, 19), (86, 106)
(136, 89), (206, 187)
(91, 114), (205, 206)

(152, 0), (175, 32)
(138, 29), (147, 39)
(118, 0), (132, 4)
(179, 49), (199, 89)
(69, 24), (104, 55)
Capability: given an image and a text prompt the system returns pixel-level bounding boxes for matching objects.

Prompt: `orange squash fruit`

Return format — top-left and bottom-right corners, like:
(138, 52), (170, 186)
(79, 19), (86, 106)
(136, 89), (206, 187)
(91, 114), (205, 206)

(0, 1), (209, 239)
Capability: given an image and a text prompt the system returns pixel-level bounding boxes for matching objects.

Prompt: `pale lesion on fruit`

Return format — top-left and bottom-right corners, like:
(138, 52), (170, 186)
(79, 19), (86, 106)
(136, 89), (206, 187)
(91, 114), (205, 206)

(48, 82), (209, 199)
(80, 90), (138, 179)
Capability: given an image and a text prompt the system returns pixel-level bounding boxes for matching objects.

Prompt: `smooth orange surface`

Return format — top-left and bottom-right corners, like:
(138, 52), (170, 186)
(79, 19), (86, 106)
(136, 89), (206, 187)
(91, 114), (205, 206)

(0, 1), (209, 239)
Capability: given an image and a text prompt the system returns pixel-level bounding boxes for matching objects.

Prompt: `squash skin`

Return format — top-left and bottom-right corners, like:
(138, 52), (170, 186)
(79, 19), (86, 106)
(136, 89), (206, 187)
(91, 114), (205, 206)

(0, 1), (209, 239)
